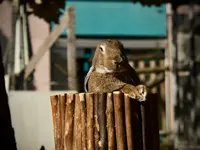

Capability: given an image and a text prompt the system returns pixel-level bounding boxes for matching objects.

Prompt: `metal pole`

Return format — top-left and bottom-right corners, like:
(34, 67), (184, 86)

(9, 1), (19, 90)
(21, 0), (29, 90)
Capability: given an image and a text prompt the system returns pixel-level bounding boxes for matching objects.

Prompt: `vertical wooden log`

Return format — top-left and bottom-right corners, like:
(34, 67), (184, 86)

(138, 60), (145, 82)
(124, 94), (133, 150)
(131, 100), (142, 150)
(113, 91), (126, 150)
(86, 93), (94, 150)
(159, 59), (166, 130)
(150, 94), (160, 150)
(144, 94), (160, 150)
(60, 94), (66, 150)
(64, 94), (75, 150)
(106, 93), (115, 150)
(149, 60), (157, 93)
(72, 94), (78, 150)
(50, 96), (58, 150)
(128, 61), (135, 68)
(79, 93), (87, 150)
(144, 96), (151, 150)
(98, 93), (107, 149)
(57, 95), (62, 150)
(73, 94), (82, 150)
(94, 94), (100, 150)
(67, 7), (77, 90)
(50, 95), (61, 150)
(140, 104), (146, 150)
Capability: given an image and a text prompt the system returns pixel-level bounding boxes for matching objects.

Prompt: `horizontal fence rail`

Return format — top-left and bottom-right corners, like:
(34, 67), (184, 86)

(50, 92), (160, 150)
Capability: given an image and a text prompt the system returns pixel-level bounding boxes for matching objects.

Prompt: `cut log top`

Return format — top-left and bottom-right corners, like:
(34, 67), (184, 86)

(50, 92), (160, 150)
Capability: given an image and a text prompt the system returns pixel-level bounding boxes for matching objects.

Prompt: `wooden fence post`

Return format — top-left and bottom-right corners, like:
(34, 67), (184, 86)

(86, 93), (94, 150)
(113, 92), (127, 150)
(67, 7), (77, 91)
(50, 92), (160, 150)
(64, 94), (75, 150)
(106, 93), (115, 150)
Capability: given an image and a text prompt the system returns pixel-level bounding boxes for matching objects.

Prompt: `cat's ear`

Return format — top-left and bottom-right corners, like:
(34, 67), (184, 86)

(84, 66), (94, 92)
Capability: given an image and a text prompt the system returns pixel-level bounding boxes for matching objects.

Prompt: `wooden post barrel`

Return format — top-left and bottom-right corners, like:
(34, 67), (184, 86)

(50, 92), (160, 150)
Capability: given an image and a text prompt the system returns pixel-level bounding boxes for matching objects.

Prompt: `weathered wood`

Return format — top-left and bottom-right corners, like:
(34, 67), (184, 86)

(140, 104), (146, 150)
(146, 73), (165, 89)
(86, 93), (94, 150)
(124, 94), (133, 150)
(166, 5), (174, 135)
(131, 100), (142, 150)
(151, 95), (160, 150)
(98, 93), (107, 150)
(113, 92), (126, 150)
(127, 54), (164, 61)
(56, 95), (62, 150)
(50, 96), (58, 150)
(159, 59), (166, 130)
(149, 60), (157, 93)
(106, 93), (115, 150)
(50, 93), (160, 150)
(94, 94), (100, 150)
(67, 7), (77, 90)
(68, 39), (167, 49)
(136, 67), (167, 74)
(138, 60), (145, 81)
(60, 94), (66, 150)
(64, 94), (75, 150)
(144, 94), (160, 150)
(79, 93), (87, 150)
(50, 95), (61, 150)
(73, 94), (82, 150)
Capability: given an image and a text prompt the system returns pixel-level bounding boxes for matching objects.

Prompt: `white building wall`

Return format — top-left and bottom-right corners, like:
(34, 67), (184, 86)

(8, 91), (76, 150)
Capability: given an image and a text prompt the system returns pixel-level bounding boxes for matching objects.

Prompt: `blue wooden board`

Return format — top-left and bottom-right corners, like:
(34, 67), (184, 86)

(51, 0), (166, 37)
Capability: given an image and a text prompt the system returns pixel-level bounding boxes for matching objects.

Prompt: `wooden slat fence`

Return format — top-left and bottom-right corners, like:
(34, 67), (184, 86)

(50, 92), (160, 150)
(128, 54), (166, 91)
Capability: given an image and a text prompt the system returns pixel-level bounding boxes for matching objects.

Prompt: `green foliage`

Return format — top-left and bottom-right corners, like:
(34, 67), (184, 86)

(0, 0), (66, 23)
(27, 0), (65, 23)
